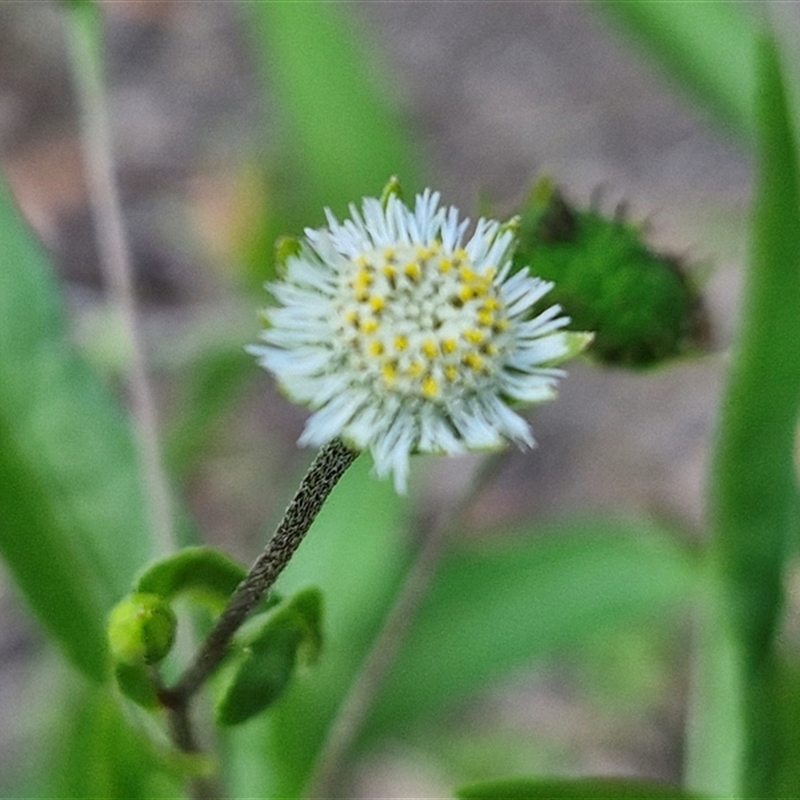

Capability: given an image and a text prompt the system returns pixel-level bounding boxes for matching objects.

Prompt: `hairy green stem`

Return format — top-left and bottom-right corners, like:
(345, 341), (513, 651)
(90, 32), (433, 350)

(165, 438), (358, 704)
(164, 704), (220, 800)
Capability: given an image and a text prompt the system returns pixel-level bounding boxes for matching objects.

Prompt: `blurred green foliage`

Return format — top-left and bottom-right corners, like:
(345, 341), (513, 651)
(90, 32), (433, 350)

(238, 1), (419, 290)
(1, 1), (799, 799)
(598, 1), (758, 139)
(0, 177), (153, 681)
(458, 776), (703, 799)
(707, 32), (800, 799)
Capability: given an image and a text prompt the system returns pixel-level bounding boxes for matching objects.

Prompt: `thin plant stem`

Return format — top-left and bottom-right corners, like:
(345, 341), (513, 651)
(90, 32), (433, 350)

(305, 451), (507, 798)
(149, 667), (222, 800)
(65, 2), (175, 558)
(165, 438), (358, 705)
(165, 707), (222, 800)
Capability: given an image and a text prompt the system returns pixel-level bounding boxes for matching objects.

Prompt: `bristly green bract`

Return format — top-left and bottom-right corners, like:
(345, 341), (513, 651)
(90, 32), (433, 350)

(514, 178), (709, 368)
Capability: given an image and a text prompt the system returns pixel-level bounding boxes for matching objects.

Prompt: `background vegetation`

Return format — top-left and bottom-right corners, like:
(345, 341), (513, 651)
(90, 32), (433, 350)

(0, 2), (798, 798)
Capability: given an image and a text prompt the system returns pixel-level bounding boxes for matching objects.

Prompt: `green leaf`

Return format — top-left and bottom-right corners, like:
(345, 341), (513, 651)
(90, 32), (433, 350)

(457, 777), (703, 800)
(165, 345), (254, 480)
(712, 29), (800, 673)
(247, 1), (417, 213)
(49, 682), (181, 798)
(240, 0), (418, 285)
(216, 588), (323, 726)
(706, 32), (800, 799)
(0, 176), (153, 680)
(113, 662), (160, 709)
(682, 580), (743, 800)
(774, 658), (800, 797)
(367, 517), (696, 737)
(597, 1), (758, 140)
(279, 586), (324, 664)
(135, 546), (247, 610)
(217, 626), (303, 727)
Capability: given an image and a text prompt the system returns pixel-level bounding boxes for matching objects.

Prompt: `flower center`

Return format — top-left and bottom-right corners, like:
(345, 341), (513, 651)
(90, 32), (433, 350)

(334, 241), (512, 400)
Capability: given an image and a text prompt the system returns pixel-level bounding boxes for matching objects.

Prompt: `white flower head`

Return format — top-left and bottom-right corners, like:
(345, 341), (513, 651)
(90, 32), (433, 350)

(249, 188), (588, 493)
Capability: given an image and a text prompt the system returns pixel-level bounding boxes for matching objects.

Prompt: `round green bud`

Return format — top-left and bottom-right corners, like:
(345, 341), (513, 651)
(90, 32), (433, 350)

(107, 593), (177, 666)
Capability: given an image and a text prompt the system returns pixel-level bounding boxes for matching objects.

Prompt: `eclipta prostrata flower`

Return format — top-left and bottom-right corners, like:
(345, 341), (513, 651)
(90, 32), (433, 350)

(249, 188), (591, 493)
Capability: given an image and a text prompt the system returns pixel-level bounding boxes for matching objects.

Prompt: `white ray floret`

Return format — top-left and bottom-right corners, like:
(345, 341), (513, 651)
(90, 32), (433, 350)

(249, 189), (587, 493)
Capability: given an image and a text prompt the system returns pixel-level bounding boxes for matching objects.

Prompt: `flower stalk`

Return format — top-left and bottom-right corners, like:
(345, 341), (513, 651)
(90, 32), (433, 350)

(164, 438), (357, 705)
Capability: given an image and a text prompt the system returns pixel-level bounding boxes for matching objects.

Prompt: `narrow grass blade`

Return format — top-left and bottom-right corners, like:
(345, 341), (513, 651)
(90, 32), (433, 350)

(598, 1), (758, 140)
(707, 31), (800, 798)
(368, 517), (696, 736)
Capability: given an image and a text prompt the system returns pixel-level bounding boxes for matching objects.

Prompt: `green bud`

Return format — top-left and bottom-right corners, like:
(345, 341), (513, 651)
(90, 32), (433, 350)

(107, 593), (177, 667)
(379, 175), (404, 209)
(514, 178), (709, 368)
(551, 331), (595, 366)
(274, 236), (302, 275)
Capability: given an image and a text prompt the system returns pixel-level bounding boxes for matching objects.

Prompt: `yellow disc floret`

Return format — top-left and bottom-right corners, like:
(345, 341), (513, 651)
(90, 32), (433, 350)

(335, 241), (512, 401)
